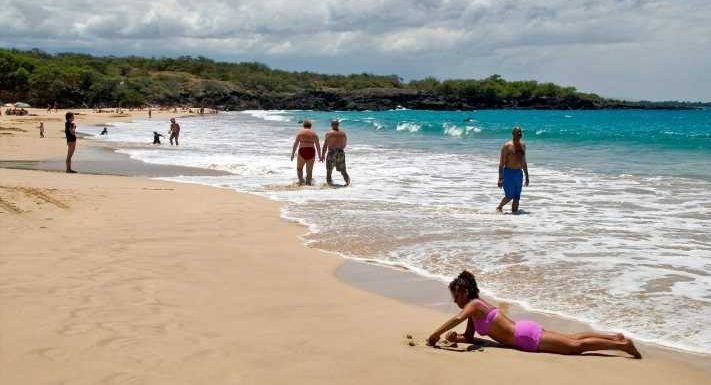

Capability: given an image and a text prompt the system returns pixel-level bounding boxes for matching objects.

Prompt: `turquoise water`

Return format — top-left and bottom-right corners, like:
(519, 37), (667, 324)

(289, 109), (711, 180)
(85, 108), (711, 354)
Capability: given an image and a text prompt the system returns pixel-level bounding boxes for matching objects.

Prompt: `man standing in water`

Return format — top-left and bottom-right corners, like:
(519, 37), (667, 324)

(169, 118), (180, 145)
(321, 119), (350, 186)
(497, 126), (529, 213)
(290, 119), (321, 185)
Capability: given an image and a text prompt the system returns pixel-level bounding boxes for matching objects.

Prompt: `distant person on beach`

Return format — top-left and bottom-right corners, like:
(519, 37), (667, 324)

(100, 127), (108, 135)
(496, 126), (529, 213)
(290, 119), (322, 185)
(65, 112), (77, 173)
(169, 118), (180, 145)
(148, 108), (152, 118)
(39, 122), (45, 138)
(322, 119), (350, 186)
(427, 271), (642, 358)
(153, 131), (164, 144)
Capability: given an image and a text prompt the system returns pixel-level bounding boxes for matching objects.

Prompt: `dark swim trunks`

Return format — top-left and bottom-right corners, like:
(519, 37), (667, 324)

(298, 147), (316, 161)
(503, 167), (523, 199)
(326, 148), (347, 171)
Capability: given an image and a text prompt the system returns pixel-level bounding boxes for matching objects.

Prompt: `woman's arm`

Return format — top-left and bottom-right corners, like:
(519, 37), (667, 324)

(428, 301), (478, 345)
(522, 143), (529, 186)
(446, 318), (475, 343)
(321, 134), (329, 160)
(291, 137), (299, 161)
(315, 136), (322, 162)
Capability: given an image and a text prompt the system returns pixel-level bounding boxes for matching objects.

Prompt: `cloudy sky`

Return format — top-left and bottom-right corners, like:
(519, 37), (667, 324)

(2, 0), (710, 101)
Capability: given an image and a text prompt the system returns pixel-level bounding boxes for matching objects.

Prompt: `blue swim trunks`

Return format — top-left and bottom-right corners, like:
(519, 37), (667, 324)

(503, 168), (523, 199)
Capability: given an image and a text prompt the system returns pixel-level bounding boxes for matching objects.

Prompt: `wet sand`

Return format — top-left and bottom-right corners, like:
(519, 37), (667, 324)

(337, 260), (711, 374)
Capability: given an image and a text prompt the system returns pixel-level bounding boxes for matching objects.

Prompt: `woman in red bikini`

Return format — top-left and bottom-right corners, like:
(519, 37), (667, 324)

(428, 271), (642, 358)
(290, 119), (322, 185)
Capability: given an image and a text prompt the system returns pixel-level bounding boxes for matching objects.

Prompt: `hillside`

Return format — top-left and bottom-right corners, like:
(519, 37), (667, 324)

(0, 48), (707, 110)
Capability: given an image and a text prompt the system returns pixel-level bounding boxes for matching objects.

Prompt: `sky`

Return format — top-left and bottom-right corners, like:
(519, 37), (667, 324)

(1, 0), (710, 101)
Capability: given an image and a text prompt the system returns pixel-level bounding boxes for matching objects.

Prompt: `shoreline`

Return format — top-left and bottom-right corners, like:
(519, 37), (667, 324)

(2, 108), (710, 383)
(336, 259), (711, 373)
(56, 111), (711, 360)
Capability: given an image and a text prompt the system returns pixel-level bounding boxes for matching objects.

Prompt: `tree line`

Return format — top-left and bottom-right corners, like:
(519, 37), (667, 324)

(0, 48), (707, 110)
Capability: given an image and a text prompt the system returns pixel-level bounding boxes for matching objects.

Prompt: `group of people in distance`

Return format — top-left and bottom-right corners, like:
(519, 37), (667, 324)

(3, 107), (29, 116)
(62, 112), (182, 174)
(152, 118), (181, 145)
(291, 119), (350, 186)
(289, 118), (529, 215)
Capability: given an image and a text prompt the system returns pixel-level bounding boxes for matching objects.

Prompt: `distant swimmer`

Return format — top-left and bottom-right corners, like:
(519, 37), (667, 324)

(153, 131), (164, 144)
(100, 127), (108, 135)
(496, 126), (529, 213)
(290, 119), (321, 185)
(322, 119), (350, 186)
(169, 118), (180, 145)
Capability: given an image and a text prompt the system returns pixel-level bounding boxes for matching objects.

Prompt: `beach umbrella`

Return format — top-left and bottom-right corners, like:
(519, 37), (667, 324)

(15, 102), (31, 108)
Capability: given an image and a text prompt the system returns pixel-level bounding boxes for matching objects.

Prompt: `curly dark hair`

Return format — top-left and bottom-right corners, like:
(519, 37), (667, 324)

(448, 270), (480, 299)
(65, 111), (74, 121)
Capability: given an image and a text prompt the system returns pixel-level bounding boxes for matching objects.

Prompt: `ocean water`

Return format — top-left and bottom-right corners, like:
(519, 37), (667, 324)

(81, 109), (711, 354)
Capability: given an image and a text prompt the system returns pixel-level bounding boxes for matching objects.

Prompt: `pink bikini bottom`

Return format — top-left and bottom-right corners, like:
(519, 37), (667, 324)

(514, 320), (542, 352)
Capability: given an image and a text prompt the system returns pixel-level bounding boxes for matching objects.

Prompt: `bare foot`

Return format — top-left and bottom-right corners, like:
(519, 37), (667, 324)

(625, 339), (642, 359)
(496, 207), (503, 213)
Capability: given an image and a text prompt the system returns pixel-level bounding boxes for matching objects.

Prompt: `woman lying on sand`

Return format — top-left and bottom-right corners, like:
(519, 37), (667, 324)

(428, 271), (642, 358)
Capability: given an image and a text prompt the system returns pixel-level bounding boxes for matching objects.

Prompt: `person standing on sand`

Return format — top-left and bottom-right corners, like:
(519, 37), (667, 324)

(169, 118), (180, 145)
(428, 271), (642, 358)
(65, 112), (77, 173)
(39, 122), (45, 138)
(148, 108), (152, 118)
(321, 119), (350, 186)
(496, 126), (529, 213)
(290, 119), (322, 185)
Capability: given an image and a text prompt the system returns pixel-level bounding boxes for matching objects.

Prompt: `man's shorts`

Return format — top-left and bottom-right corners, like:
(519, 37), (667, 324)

(326, 149), (347, 172)
(503, 168), (523, 199)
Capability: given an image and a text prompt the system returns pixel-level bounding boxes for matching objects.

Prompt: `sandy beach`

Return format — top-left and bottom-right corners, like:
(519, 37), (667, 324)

(1, 109), (710, 384)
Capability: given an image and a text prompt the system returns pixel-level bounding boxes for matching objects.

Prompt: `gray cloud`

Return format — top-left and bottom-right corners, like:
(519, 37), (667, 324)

(1, 0), (710, 100)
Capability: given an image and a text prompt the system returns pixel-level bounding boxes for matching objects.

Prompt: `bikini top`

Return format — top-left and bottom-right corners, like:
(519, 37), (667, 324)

(473, 300), (498, 336)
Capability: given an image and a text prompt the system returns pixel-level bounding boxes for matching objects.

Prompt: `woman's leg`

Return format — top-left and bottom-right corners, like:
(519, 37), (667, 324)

(305, 158), (316, 185)
(296, 156), (306, 185)
(569, 331), (625, 341)
(538, 330), (641, 358)
(66, 142), (76, 172)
